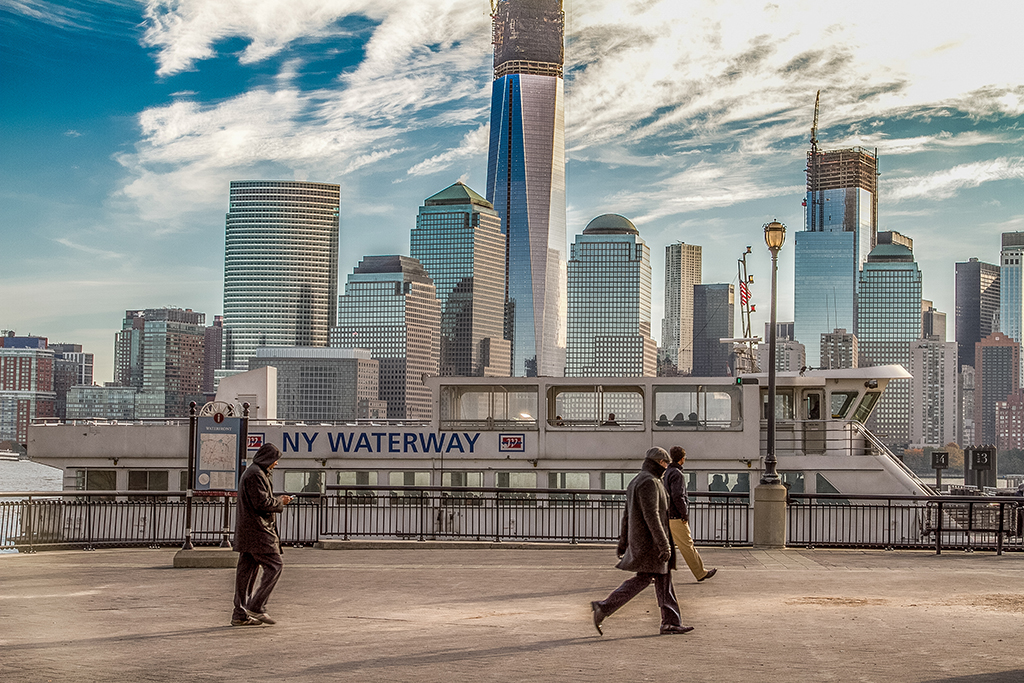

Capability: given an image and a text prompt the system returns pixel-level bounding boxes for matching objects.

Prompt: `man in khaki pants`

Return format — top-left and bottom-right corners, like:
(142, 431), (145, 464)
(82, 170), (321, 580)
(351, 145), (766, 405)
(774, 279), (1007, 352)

(664, 446), (717, 582)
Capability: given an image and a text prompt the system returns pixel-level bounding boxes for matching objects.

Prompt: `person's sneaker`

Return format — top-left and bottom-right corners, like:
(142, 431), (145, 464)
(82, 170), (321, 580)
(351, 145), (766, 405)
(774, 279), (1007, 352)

(245, 609), (276, 625)
(590, 601), (605, 635)
(660, 624), (695, 635)
(230, 617), (262, 626)
(698, 568), (717, 582)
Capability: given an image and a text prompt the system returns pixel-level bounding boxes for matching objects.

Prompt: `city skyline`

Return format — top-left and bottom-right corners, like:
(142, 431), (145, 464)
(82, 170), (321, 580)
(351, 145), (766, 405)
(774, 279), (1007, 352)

(4, 0), (1024, 382)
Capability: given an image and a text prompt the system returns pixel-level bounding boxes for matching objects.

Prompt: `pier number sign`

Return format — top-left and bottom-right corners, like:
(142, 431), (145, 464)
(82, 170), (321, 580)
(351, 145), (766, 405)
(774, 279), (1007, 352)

(931, 451), (949, 470)
(971, 448), (993, 471)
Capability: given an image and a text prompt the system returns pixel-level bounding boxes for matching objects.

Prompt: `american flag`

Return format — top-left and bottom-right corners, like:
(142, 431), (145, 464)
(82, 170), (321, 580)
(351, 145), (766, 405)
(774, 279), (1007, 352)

(739, 281), (751, 307)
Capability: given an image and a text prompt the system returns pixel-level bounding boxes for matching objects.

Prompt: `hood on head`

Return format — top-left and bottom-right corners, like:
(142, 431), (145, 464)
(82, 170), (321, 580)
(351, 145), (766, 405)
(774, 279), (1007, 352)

(253, 443), (281, 468)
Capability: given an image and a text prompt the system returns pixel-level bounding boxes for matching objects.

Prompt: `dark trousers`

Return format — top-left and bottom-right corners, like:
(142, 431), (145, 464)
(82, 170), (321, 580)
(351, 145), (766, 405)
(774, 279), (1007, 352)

(597, 571), (682, 628)
(233, 551), (283, 619)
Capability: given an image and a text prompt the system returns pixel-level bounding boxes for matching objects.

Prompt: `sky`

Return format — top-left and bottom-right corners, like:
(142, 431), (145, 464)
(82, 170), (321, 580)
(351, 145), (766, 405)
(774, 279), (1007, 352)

(2, 0), (1024, 383)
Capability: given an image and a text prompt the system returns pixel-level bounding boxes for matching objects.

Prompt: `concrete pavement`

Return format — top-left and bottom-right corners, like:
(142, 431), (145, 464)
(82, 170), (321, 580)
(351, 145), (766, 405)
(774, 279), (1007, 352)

(2, 544), (1023, 682)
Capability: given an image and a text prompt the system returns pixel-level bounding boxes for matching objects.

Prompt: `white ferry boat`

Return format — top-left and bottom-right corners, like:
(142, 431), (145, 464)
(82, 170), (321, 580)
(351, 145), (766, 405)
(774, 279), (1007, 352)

(28, 365), (930, 500)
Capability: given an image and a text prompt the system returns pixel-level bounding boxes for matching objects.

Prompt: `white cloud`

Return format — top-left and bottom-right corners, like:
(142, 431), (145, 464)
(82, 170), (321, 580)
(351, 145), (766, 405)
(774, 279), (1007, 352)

(407, 123), (489, 176)
(54, 238), (123, 259)
(886, 157), (1024, 202)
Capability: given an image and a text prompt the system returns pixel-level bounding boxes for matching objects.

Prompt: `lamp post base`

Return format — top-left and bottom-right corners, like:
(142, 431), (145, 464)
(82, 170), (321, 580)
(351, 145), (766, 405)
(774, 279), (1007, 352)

(753, 483), (787, 549)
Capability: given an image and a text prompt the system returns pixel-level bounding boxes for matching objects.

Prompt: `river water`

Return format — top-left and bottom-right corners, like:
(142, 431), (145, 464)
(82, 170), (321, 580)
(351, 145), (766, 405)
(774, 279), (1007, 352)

(0, 459), (64, 553)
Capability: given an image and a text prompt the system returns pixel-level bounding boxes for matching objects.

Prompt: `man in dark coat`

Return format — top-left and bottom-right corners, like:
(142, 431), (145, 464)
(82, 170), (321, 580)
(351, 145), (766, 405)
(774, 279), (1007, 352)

(231, 443), (292, 626)
(590, 447), (693, 635)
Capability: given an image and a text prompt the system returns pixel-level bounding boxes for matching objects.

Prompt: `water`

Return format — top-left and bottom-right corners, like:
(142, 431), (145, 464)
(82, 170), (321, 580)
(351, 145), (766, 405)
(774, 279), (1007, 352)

(0, 460), (64, 553)
(0, 459), (63, 492)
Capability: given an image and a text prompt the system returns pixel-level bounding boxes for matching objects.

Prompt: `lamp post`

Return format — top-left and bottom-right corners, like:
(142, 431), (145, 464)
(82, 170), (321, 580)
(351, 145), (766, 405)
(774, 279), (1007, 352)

(761, 220), (786, 485)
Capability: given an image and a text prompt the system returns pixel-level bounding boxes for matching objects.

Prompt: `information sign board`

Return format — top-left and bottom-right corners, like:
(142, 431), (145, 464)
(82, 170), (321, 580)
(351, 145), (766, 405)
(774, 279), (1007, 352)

(194, 415), (244, 491)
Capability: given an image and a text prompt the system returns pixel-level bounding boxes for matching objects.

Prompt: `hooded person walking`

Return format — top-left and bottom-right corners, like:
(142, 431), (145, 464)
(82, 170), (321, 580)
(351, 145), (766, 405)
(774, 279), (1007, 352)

(231, 443), (292, 626)
(590, 446), (693, 636)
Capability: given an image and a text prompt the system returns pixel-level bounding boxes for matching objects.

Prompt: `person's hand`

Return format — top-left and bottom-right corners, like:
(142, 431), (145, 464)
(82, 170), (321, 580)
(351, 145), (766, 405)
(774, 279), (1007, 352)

(658, 549), (671, 563)
(281, 495), (293, 505)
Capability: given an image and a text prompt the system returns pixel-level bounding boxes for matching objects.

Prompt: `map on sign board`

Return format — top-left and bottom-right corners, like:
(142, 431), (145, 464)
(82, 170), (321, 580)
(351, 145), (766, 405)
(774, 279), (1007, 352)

(199, 433), (237, 472)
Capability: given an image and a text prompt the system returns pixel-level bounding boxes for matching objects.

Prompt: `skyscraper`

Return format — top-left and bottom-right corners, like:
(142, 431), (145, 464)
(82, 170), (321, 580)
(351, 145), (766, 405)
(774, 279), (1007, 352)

(329, 256), (440, 420)
(975, 332), (1020, 446)
(113, 308), (206, 418)
(820, 328), (858, 370)
(1000, 232), (1024, 347)
(410, 182), (511, 377)
(50, 343), (94, 420)
(857, 242), (921, 451)
(660, 242), (702, 375)
(485, 0), (566, 377)
(692, 284), (734, 377)
(910, 339), (958, 449)
(0, 335), (54, 445)
(222, 180), (340, 370)
(955, 257), (999, 369)
(565, 214), (656, 377)
(794, 146), (878, 368)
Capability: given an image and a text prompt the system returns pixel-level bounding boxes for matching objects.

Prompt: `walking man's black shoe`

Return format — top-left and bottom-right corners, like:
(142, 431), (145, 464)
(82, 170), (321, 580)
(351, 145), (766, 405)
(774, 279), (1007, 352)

(660, 625), (695, 635)
(698, 567), (717, 582)
(590, 601), (605, 635)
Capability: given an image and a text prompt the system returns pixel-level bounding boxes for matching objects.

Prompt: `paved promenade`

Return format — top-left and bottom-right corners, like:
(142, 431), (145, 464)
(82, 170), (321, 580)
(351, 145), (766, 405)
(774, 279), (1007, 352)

(1, 543), (1023, 682)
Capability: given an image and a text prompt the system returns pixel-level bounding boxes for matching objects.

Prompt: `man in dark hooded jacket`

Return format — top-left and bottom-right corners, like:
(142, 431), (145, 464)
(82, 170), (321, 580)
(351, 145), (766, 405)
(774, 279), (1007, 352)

(590, 447), (693, 635)
(231, 443), (292, 626)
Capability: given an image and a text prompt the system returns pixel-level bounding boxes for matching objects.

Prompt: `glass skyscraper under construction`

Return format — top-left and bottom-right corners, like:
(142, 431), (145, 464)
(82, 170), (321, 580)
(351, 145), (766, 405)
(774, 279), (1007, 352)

(794, 147), (877, 368)
(485, 0), (566, 377)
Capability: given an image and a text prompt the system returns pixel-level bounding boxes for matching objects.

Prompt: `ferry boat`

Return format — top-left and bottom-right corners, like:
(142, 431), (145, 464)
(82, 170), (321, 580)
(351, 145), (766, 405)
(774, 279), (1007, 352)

(28, 365), (931, 500)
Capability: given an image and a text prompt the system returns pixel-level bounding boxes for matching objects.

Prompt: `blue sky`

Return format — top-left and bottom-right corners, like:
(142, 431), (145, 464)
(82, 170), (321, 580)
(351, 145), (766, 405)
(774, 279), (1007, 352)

(3, 0), (1023, 382)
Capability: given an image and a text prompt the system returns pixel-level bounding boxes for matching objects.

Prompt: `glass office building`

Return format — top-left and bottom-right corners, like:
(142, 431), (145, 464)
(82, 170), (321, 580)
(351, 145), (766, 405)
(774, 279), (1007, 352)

(410, 182), (511, 377)
(795, 147), (877, 368)
(660, 242), (702, 375)
(955, 257), (999, 369)
(692, 284), (734, 377)
(1000, 233), (1024, 348)
(565, 215), (656, 377)
(485, 0), (566, 377)
(857, 243), (922, 452)
(329, 256), (440, 421)
(222, 180), (340, 370)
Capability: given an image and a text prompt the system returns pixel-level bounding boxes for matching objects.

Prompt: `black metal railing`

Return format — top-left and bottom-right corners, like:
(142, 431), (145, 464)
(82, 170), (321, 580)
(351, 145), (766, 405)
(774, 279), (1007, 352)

(5, 489), (1020, 554)
(0, 488), (751, 550)
(788, 493), (1024, 554)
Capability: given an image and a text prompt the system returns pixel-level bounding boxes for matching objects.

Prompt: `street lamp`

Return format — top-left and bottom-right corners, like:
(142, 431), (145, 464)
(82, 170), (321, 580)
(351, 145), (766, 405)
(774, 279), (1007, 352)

(762, 220), (786, 485)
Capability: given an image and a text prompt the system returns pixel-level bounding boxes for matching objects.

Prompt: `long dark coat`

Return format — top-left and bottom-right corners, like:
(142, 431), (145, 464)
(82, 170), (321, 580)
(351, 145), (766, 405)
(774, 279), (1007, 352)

(233, 453), (285, 555)
(664, 462), (690, 522)
(615, 458), (677, 574)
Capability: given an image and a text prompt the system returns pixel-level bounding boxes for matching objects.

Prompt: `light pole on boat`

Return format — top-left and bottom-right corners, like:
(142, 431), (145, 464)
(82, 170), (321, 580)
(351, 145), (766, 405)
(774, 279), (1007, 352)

(761, 220), (786, 486)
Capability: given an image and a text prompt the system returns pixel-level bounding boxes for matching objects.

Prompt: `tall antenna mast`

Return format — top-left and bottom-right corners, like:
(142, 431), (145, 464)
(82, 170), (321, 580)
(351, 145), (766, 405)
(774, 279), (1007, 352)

(808, 90), (821, 231)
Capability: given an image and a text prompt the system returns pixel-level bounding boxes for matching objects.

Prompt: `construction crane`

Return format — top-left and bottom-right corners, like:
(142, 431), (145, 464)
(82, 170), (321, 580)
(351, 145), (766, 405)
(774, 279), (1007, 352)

(810, 89), (820, 155)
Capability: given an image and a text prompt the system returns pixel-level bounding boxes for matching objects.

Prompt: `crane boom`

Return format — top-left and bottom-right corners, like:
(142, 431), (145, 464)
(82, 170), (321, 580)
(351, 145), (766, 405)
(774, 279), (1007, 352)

(810, 90), (820, 154)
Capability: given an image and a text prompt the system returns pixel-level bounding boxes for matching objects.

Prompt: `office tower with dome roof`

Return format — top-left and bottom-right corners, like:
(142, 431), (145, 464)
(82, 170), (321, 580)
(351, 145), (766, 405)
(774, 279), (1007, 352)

(565, 214), (656, 377)
(485, 0), (566, 377)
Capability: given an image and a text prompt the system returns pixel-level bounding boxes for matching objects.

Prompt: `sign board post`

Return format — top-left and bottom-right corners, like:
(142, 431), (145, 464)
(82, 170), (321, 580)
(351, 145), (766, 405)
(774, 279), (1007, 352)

(182, 402), (197, 551)
(965, 446), (997, 489)
(931, 450), (948, 491)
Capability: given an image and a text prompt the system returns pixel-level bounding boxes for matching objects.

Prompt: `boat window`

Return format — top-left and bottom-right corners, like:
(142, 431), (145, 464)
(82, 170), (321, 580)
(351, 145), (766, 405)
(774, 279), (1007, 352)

(548, 472), (591, 504)
(851, 392), (881, 423)
(601, 472), (637, 491)
(337, 471), (377, 504)
(128, 470), (169, 501)
(653, 385), (741, 430)
(443, 471), (483, 487)
(760, 388), (795, 419)
(497, 471), (538, 504)
(830, 391), (859, 419)
(708, 472), (748, 501)
(75, 469), (116, 501)
(780, 471), (804, 495)
(803, 392), (823, 420)
(439, 384), (538, 431)
(284, 470), (326, 494)
(815, 473), (849, 505)
(547, 385), (644, 427)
